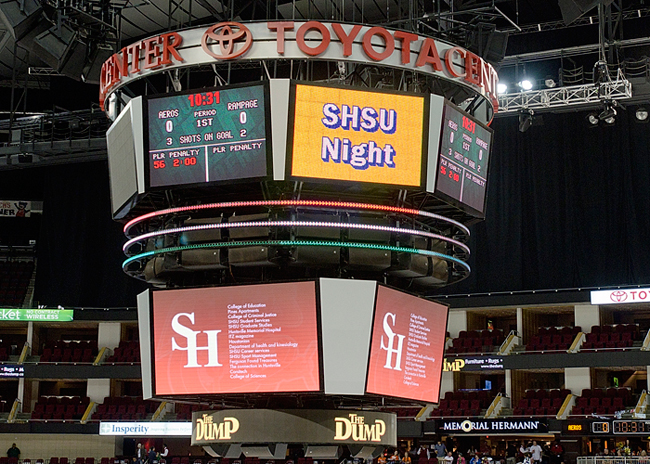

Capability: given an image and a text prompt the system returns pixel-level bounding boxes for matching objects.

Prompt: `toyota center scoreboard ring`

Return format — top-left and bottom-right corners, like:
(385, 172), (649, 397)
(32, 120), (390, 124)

(145, 83), (271, 189)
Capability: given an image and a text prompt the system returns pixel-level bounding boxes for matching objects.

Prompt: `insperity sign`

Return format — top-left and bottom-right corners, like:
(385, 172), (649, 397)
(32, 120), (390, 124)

(99, 21), (499, 115)
(191, 409), (396, 446)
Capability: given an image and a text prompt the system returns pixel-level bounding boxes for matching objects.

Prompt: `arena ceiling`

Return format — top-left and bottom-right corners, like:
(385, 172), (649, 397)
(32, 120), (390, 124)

(1, 0), (650, 109)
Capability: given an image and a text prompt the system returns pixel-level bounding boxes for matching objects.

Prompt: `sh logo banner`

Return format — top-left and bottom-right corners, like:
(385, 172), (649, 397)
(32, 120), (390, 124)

(171, 312), (222, 367)
(380, 312), (405, 371)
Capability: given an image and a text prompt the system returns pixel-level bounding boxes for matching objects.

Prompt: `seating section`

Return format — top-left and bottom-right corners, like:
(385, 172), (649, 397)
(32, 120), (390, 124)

(40, 340), (98, 363)
(380, 407), (421, 419)
(175, 403), (211, 421)
(105, 340), (140, 363)
(526, 326), (581, 352)
(92, 396), (159, 421)
(446, 329), (506, 354)
(30, 396), (90, 421)
(0, 342), (13, 361)
(512, 388), (570, 416)
(582, 324), (640, 350)
(430, 390), (494, 417)
(570, 387), (633, 416)
(0, 260), (34, 307)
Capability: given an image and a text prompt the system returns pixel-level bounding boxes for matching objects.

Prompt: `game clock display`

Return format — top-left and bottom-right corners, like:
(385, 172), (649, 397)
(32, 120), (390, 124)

(435, 102), (492, 216)
(146, 84), (269, 188)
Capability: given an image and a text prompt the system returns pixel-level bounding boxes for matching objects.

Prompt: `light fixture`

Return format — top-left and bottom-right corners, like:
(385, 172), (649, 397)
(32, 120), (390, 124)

(518, 109), (534, 133)
(586, 113), (600, 126)
(544, 77), (557, 88)
(599, 102), (616, 124)
(497, 83), (508, 94)
(635, 107), (649, 122)
(519, 79), (533, 91)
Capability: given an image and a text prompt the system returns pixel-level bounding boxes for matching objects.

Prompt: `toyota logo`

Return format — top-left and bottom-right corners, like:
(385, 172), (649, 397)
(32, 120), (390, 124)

(610, 291), (628, 303)
(201, 22), (252, 60)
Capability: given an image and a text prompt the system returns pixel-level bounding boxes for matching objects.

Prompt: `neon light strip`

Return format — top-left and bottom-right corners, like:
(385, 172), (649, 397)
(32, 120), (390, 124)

(123, 200), (470, 237)
(121, 240), (471, 274)
(122, 220), (471, 256)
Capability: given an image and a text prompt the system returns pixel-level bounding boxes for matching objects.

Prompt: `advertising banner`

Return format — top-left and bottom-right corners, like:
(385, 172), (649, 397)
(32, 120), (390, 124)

(290, 84), (425, 187)
(0, 200), (39, 218)
(191, 409), (396, 446)
(100, 422), (192, 436)
(442, 356), (504, 372)
(438, 419), (548, 434)
(0, 365), (24, 378)
(0, 308), (74, 322)
(591, 288), (650, 305)
(151, 281), (319, 395)
(366, 286), (448, 403)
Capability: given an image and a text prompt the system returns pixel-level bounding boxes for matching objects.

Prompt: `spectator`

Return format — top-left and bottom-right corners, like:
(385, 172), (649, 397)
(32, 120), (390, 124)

(506, 442), (517, 464)
(6, 444), (20, 459)
(417, 445), (430, 463)
(402, 452), (412, 464)
(529, 442), (543, 464)
(550, 441), (563, 464)
(148, 447), (157, 464)
(435, 442), (448, 463)
(443, 452), (454, 464)
(160, 444), (169, 464)
(136, 443), (144, 464)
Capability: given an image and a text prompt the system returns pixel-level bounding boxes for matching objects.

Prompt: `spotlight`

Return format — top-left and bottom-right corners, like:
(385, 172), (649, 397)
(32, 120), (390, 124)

(598, 103), (616, 124)
(518, 109), (534, 133)
(544, 77), (557, 88)
(594, 60), (610, 84)
(635, 107), (649, 122)
(586, 113), (599, 126)
(497, 83), (508, 94)
(519, 79), (533, 91)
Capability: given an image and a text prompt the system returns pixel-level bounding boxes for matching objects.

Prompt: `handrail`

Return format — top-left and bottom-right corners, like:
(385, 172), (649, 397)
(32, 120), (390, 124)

(556, 393), (575, 419)
(634, 390), (647, 415)
(152, 401), (168, 421)
(93, 347), (108, 366)
(80, 402), (95, 424)
(7, 399), (20, 423)
(497, 330), (519, 355)
(18, 342), (30, 364)
(485, 393), (502, 418)
(568, 332), (586, 353)
(641, 329), (650, 351)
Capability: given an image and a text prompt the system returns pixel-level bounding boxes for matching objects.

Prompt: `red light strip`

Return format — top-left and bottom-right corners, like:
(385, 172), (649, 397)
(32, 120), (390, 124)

(123, 200), (470, 237)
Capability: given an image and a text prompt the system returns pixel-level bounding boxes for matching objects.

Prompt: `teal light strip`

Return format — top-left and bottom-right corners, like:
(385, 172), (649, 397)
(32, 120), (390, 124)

(122, 240), (470, 273)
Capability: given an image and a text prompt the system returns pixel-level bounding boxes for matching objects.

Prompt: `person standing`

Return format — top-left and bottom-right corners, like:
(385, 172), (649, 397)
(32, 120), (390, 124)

(403, 452), (412, 464)
(148, 447), (157, 464)
(435, 441), (448, 464)
(417, 445), (430, 464)
(6, 444), (20, 459)
(136, 443), (144, 464)
(160, 444), (169, 464)
(529, 442), (543, 464)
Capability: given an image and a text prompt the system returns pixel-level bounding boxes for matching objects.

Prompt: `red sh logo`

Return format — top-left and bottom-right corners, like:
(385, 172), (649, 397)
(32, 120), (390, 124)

(380, 312), (405, 370)
(171, 312), (222, 367)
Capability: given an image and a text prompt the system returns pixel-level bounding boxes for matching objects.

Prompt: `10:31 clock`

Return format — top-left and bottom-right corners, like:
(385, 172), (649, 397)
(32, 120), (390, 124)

(187, 91), (220, 107)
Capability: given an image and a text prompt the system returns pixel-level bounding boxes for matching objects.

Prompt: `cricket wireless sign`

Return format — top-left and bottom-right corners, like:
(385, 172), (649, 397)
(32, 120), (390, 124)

(191, 409), (397, 446)
(99, 21), (499, 113)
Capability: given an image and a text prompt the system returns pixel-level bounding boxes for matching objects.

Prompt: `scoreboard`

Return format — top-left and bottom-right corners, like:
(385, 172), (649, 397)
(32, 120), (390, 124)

(145, 83), (270, 189)
(435, 101), (492, 216)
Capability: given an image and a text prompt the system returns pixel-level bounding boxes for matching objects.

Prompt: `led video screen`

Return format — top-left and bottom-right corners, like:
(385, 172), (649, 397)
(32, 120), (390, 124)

(289, 84), (425, 187)
(146, 83), (270, 188)
(151, 281), (320, 395)
(435, 102), (492, 216)
(366, 286), (448, 403)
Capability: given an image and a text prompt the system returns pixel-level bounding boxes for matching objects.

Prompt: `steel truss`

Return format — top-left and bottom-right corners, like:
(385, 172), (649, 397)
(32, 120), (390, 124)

(497, 71), (632, 114)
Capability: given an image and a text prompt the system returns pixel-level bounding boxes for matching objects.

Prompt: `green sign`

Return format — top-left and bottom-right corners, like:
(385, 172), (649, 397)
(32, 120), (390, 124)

(0, 308), (74, 322)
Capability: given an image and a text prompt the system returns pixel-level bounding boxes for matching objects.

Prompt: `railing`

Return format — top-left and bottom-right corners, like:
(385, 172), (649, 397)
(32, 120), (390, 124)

(93, 347), (108, 366)
(634, 390), (647, 416)
(18, 342), (30, 364)
(7, 399), (20, 423)
(556, 393), (575, 420)
(641, 329), (650, 351)
(498, 331), (519, 355)
(152, 401), (168, 421)
(578, 457), (650, 464)
(568, 332), (585, 353)
(80, 402), (95, 424)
